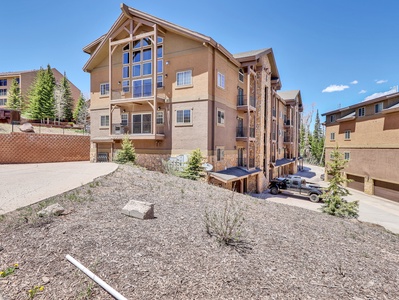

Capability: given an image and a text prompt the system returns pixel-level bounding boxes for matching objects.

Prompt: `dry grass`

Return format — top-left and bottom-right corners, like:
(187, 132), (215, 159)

(0, 164), (398, 299)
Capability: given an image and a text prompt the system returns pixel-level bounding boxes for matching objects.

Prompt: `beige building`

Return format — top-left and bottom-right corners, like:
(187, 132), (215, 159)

(322, 92), (399, 202)
(0, 69), (81, 109)
(83, 4), (302, 193)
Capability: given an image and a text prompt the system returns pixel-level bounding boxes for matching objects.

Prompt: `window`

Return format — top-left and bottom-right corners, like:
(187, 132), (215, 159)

(330, 132), (335, 141)
(375, 102), (383, 113)
(217, 72), (225, 89)
(330, 115), (335, 122)
(156, 111), (164, 125)
(176, 109), (192, 125)
(122, 80), (129, 93)
(344, 152), (350, 160)
(0, 79), (7, 86)
(121, 113), (128, 126)
(216, 147), (224, 161)
(100, 115), (109, 127)
(157, 75), (163, 88)
(0, 89), (7, 96)
(358, 107), (365, 117)
(0, 99), (6, 106)
(132, 113), (152, 134)
(217, 108), (225, 125)
(100, 83), (109, 96)
(15, 78), (20, 84)
(344, 130), (351, 140)
(177, 70), (192, 87)
(238, 69), (244, 82)
(132, 79), (152, 98)
(122, 66), (129, 78)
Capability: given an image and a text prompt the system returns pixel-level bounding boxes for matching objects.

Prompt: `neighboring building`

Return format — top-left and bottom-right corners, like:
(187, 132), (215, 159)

(83, 4), (302, 193)
(0, 69), (81, 109)
(322, 92), (399, 202)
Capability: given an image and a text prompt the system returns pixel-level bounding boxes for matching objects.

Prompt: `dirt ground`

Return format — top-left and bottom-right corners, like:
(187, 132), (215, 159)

(0, 123), (87, 135)
(0, 164), (398, 299)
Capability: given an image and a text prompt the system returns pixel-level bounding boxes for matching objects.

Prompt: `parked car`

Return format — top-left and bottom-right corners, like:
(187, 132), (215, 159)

(268, 175), (324, 202)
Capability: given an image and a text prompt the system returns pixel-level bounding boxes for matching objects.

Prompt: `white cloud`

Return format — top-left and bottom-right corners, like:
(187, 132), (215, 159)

(350, 80), (358, 85)
(363, 86), (398, 101)
(375, 79), (388, 84)
(322, 84), (350, 93)
(359, 90), (367, 94)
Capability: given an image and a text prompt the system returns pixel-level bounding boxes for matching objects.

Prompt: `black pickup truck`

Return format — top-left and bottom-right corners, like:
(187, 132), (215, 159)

(268, 175), (324, 202)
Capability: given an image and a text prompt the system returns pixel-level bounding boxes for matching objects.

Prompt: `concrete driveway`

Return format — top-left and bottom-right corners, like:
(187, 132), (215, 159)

(0, 161), (118, 215)
(253, 164), (399, 234)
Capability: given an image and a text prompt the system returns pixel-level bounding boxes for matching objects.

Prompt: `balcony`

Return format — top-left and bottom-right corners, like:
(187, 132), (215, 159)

(237, 94), (256, 111)
(111, 122), (164, 140)
(236, 127), (255, 141)
(284, 120), (293, 127)
(110, 85), (163, 105)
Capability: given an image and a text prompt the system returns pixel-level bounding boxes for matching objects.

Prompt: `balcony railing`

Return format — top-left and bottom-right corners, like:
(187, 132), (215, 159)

(237, 95), (256, 107)
(111, 122), (165, 135)
(237, 158), (255, 169)
(236, 127), (255, 138)
(272, 108), (277, 117)
(111, 84), (154, 101)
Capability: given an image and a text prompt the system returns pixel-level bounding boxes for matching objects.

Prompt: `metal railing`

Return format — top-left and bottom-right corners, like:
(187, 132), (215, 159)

(236, 127), (255, 138)
(237, 157), (255, 168)
(237, 95), (256, 107)
(111, 84), (154, 100)
(111, 122), (164, 135)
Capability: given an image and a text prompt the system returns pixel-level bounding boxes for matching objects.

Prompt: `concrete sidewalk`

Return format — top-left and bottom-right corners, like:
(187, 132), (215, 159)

(258, 164), (399, 234)
(0, 161), (118, 215)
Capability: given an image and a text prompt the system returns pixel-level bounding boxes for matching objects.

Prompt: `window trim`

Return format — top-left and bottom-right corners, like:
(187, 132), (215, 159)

(0, 98), (7, 106)
(344, 152), (350, 161)
(121, 113), (128, 126)
(176, 70), (193, 88)
(175, 109), (192, 126)
(358, 107), (365, 117)
(100, 83), (109, 97)
(131, 112), (152, 134)
(375, 102), (383, 113)
(330, 132), (335, 141)
(100, 115), (110, 128)
(216, 146), (225, 162)
(238, 69), (244, 83)
(330, 115), (336, 123)
(156, 111), (164, 125)
(217, 108), (225, 126)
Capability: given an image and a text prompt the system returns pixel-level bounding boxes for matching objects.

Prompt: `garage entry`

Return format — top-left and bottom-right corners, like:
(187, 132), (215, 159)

(347, 174), (364, 192)
(374, 180), (399, 202)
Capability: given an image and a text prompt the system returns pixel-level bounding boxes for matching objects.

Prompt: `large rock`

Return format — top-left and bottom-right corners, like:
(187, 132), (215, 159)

(19, 123), (35, 133)
(37, 203), (65, 217)
(122, 200), (154, 220)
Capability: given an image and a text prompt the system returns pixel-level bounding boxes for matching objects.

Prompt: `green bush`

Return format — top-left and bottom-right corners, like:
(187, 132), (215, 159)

(115, 135), (136, 164)
(180, 148), (203, 180)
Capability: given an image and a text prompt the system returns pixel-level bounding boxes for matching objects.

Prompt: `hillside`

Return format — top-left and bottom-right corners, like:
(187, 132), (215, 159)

(0, 165), (398, 299)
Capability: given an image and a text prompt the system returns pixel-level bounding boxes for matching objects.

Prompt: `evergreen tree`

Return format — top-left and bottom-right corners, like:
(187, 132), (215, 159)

(180, 148), (204, 180)
(310, 110), (325, 164)
(60, 72), (74, 121)
(42, 65), (56, 123)
(73, 94), (87, 124)
(299, 123), (306, 157)
(6, 78), (22, 110)
(321, 146), (359, 218)
(115, 135), (136, 164)
(27, 68), (46, 121)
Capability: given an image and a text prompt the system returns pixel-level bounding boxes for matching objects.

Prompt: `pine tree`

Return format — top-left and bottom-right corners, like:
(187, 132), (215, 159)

(6, 78), (22, 110)
(42, 65), (56, 123)
(60, 72), (74, 121)
(115, 135), (136, 164)
(27, 68), (46, 121)
(73, 94), (87, 124)
(180, 148), (203, 180)
(321, 146), (359, 218)
(310, 110), (325, 164)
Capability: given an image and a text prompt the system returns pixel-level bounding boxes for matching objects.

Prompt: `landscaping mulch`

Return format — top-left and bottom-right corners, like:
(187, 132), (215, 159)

(0, 164), (398, 299)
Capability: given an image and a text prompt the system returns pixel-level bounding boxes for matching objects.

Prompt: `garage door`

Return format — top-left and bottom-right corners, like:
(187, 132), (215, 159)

(374, 180), (399, 202)
(347, 174), (364, 192)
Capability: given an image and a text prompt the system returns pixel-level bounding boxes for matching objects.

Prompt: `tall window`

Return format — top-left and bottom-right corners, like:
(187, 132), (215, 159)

(133, 79), (152, 98)
(0, 79), (7, 86)
(156, 111), (164, 125)
(122, 43), (130, 86)
(176, 70), (192, 87)
(157, 37), (163, 88)
(132, 113), (152, 134)
(375, 102), (383, 113)
(100, 83), (109, 96)
(132, 37), (152, 78)
(217, 108), (225, 125)
(238, 69), (244, 82)
(216, 147), (224, 161)
(358, 107), (365, 117)
(330, 132), (335, 141)
(217, 72), (225, 89)
(0, 99), (6, 105)
(344, 130), (351, 140)
(344, 152), (350, 160)
(176, 109), (192, 125)
(330, 115), (335, 122)
(100, 115), (109, 127)
(0, 89), (7, 96)
(121, 113), (128, 126)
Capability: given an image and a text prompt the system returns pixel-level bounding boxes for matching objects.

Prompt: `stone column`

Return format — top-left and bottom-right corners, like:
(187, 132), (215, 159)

(364, 176), (374, 195)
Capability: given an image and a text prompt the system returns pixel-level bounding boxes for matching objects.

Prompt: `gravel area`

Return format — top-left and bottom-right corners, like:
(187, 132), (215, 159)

(1, 164), (398, 299)
(0, 123), (87, 135)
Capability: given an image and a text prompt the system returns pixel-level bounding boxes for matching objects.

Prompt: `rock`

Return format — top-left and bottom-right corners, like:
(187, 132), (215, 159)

(122, 200), (155, 220)
(37, 203), (65, 217)
(19, 123), (35, 133)
(42, 276), (50, 284)
(0, 246), (3, 252)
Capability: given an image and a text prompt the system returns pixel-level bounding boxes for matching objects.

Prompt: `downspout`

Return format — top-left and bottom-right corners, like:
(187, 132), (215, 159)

(109, 39), (113, 137)
(246, 69), (250, 170)
(212, 46), (216, 160)
(153, 24), (158, 136)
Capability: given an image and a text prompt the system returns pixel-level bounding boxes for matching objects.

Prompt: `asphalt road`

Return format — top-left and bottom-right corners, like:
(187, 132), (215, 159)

(0, 161), (118, 215)
(254, 164), (399, 234)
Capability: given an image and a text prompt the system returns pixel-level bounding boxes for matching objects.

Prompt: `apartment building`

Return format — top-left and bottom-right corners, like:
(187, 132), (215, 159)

(83, 4), (302, 193)
(322, 92), (399, 202)
(0, 69), (81, 109)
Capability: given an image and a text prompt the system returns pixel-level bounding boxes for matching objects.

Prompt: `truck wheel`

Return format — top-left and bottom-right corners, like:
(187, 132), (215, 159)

(309, 194), (320, 203)
(270, 186), (279, 195)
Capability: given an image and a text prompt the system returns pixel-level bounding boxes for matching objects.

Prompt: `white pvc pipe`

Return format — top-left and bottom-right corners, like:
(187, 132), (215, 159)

(66, 255), (127, 300)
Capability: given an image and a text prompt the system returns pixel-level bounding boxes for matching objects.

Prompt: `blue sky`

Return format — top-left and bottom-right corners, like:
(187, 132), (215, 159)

(2, 0), (399, 120)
